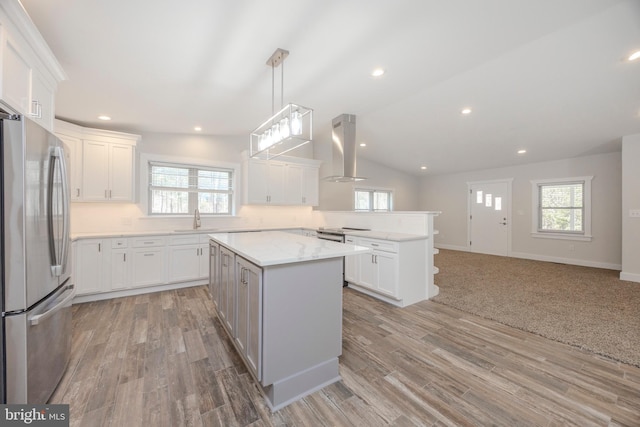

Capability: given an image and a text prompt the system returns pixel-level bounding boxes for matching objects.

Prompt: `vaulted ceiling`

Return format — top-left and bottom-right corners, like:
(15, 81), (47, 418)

(21, 0), (640, 175)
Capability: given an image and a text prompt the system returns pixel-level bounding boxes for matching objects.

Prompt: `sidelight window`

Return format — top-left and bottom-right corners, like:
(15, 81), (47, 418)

(531, 176), (592, 241)
(148, 162), (233, 215)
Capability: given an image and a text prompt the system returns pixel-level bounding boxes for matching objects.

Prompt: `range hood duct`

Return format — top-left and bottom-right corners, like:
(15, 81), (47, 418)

(323, 114), (366, 182)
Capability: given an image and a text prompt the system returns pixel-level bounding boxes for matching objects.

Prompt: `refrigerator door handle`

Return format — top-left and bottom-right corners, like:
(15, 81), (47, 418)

(29, 285), (76, 326)
(48, 146), (70, 277)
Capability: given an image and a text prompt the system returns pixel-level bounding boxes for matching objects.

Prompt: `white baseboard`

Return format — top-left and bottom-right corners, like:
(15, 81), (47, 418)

(510, 251), (621, 271)
(435, 243), (469, 251)
(620, 271), (640, 283)
(72, 280), (207, 304)
(434, 246), (622, 271)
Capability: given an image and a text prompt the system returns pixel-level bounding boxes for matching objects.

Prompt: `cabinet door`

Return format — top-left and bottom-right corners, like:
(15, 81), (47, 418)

(75, 239), (105, 294)
(246, 160), (270, 203)
(209, 243), (220, 307)
(1, 32), (32, 114)
(109, 143), (134, 201)
(235, 257), (262, 380)
(198, 244), (209, 278)
(344, 237), (359, 283)
(301, 165), (319, 206)
(30, 71), (54, 131)
(375, 251), (399, 297)
(82, 140), (109, 201)
(219, 247), (235, 334)
(168, 245), (200, 283)
(358, 253), (376, 290)
(267, 162), (286, 203)
(284, 164), (303, 204)
(131, 247), (166, 287)
(110, 249), (131, 290)
(58, 134), (82, 200)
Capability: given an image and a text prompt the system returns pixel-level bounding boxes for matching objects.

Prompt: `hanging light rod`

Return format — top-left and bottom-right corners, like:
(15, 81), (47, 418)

(250, 48), (313, 160)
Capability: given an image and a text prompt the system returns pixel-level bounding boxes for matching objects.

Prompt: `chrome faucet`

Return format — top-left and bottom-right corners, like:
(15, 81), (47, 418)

(193, 208), (201, 229)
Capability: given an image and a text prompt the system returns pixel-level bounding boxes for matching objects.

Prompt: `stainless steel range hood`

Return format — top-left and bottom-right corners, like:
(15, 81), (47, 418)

(323, 114), (366, 182)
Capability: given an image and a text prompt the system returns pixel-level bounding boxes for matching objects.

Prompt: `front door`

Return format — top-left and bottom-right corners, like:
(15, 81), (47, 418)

(469, 180), (511, 256)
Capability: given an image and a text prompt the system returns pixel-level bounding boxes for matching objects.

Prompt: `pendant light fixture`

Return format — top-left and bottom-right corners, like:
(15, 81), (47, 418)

(250, 48), (313, 159)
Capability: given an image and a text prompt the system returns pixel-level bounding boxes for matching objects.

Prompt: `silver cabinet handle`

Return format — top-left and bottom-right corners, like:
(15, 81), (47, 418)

(98, 243), (101, 252)
(76, 188), (80, 197)
(144, 253), (154, 257)
(371, 243), (379, 247)
(109, 190), (112, 199)
(124, 253), (127, 262)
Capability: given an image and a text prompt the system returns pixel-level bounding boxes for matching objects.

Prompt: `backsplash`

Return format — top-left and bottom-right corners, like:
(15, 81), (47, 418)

(70, 203), (318, 234)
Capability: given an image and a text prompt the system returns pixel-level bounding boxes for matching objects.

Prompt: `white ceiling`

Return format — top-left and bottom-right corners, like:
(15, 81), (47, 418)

(21, 0), (640, 175)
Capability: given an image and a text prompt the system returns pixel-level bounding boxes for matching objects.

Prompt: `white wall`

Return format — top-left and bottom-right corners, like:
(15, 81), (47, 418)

(621, 133), (640, 282)
(419, 152), (622, 269)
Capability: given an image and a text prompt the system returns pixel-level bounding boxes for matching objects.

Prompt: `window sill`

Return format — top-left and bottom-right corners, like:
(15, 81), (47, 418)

(530, 232), (592, 242)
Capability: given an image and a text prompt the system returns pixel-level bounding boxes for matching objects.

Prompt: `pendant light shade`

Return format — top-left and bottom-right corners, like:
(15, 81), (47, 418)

(250, 49), (313, 159)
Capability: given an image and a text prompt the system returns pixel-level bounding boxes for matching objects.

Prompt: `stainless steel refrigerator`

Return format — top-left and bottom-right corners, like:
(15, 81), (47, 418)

(1, 108), (75, 403)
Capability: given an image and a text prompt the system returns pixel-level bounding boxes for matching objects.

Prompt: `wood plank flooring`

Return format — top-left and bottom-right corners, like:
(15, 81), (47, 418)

(51, 286), (640, 426)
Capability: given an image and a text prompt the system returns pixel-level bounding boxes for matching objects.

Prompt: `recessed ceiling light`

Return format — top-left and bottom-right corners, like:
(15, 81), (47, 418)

(371, 68), (385, 77)
(461, 108), (472, 115)
(420, 166), (427, 170)
(359, 143), (367, 147)
(98, 115), (111, 121)
(194, 126), (202, 132)
(628, 50), (640, 61)
(517, 149), (527, 154)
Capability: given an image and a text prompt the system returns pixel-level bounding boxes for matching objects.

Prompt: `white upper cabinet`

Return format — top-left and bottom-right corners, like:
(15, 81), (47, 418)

(55, 119), (140, 203)
(243, 154), (321, 206)
(0, 1), (66, 131)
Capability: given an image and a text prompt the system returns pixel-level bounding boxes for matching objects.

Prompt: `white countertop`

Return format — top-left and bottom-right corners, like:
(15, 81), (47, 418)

(71, 226), (313, 240)
(209, 231), (371, 267)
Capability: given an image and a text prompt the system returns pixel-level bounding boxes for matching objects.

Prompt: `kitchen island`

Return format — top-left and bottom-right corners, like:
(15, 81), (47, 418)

(207, 231), (370, 411)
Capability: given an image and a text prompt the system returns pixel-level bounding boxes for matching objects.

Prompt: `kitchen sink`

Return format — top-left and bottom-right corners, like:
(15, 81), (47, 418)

(173, 228), (219, 233)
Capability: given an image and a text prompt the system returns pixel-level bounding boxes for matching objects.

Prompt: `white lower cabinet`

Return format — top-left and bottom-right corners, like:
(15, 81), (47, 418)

(345, 235), (431, 307)
(74, 239), (108, 294)
(355, 238), (399, 298)
(109, 238), (131, 290)
(131, 247), (166, 288)
(235, 256), (263, 379)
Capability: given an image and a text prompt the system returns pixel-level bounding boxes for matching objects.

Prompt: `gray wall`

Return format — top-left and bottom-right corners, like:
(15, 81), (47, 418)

(419, 152), (622, 269)
(313, 130), (420, 211)
(621, 133), (640, 281)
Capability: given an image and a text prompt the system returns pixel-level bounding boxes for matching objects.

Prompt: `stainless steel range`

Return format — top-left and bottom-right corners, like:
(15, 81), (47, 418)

(316, 227), (371, 243)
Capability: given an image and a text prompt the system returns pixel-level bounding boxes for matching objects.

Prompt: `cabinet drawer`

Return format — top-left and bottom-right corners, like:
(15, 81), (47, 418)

(169, 235), (200, 246)
(111, 238), (128, 249)
(359, 238), (398, 253)
(131, 237), (166, 248)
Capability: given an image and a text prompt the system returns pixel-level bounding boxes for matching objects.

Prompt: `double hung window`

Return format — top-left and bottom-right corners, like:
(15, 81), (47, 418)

(531, 176), (592, 240)
(148, 162), (233, 215)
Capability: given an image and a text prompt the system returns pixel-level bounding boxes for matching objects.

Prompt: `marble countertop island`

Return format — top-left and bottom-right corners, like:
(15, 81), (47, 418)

(208, 230), (371, 267)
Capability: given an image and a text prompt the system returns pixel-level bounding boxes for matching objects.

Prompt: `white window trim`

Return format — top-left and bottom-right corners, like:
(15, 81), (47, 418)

(139, 153), (240, 217)
(530, 176), (593, 242)
(354, 186), (394, 212)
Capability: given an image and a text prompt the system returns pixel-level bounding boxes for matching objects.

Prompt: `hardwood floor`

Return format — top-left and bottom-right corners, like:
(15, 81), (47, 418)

(52, 286), (640, 426)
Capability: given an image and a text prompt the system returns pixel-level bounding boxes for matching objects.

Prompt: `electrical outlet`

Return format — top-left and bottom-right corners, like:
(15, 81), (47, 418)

(630, 209), (640, 218)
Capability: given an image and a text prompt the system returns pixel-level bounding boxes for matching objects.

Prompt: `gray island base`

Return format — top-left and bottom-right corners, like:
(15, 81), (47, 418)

(261, 258), (342, 410)
(208, 231), (370, 410)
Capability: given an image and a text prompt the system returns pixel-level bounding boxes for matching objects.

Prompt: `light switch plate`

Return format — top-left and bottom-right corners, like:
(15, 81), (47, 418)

(630, 209), (640, 218)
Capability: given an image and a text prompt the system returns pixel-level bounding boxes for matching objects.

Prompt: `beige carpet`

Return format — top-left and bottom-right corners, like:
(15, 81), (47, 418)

(432, 249), (640, 367)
